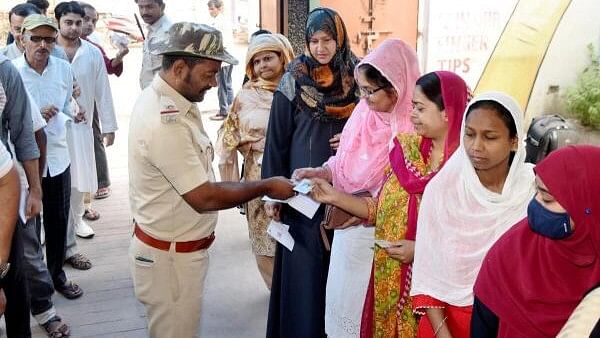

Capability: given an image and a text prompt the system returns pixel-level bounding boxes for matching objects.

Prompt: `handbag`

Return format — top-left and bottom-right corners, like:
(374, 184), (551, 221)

(321, 190), (372, 230)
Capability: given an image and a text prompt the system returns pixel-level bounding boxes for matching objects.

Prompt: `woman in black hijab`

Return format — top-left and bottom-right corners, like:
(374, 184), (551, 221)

(262, 7), (359, 338)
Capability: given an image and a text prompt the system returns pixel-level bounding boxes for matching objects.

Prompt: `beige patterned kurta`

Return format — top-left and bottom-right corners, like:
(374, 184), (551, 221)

(216, 85), (276, 256)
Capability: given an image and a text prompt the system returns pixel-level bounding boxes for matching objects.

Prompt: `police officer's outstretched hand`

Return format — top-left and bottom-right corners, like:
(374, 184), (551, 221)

(264, 177), (295, 200)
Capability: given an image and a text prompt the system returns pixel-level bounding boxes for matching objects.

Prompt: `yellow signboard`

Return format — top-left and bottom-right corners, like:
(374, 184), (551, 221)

(475, 0), (572, 111)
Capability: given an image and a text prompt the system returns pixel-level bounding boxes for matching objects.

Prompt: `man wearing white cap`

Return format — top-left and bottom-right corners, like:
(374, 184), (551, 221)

(13, 11), (86, 301)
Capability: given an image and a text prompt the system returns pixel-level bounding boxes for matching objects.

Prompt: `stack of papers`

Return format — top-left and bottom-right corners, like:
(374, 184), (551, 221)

(264, 179), (325, 252)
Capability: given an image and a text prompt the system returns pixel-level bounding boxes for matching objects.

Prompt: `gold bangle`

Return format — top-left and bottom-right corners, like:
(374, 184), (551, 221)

(365, 197), (377, 225)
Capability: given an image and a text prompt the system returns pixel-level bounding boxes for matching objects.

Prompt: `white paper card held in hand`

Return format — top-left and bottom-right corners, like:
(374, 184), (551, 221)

(288, 194), (321, 219)
(267, 220), (294, 251)
(262, 195), (293, 204)
(374, 240), (402, 248)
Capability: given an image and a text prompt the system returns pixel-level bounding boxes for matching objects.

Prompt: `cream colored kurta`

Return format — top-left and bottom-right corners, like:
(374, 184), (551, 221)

(216, 85), (275, 256)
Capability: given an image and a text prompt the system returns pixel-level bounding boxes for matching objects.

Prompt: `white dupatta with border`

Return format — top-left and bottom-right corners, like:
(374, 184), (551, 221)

(410, 92), (536, 306)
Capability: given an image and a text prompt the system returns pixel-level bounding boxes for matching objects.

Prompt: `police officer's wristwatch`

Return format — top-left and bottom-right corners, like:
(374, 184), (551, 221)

(0, 259), (10, 280)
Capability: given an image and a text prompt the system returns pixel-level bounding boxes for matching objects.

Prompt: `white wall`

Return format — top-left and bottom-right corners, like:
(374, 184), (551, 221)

(419, 0), (600, 121)
(526, 0), (600, 120)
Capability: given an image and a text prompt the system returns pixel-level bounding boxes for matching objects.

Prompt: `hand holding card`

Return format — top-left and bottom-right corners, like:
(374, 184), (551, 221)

(293, 178), (313, 194)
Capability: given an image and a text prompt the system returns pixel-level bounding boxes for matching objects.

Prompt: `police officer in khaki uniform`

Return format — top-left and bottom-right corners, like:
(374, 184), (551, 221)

(128, 23), (294, 338)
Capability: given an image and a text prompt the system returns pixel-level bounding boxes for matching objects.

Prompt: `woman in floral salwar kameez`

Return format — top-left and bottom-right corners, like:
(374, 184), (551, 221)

(311, 71), (469, 338)
(216, 33), (294, 289)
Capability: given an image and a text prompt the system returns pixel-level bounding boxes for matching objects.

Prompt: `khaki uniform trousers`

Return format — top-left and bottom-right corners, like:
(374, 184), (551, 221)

(129, 236), (209, 338)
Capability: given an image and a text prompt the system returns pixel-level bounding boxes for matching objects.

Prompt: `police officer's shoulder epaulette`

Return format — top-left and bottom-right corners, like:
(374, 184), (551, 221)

(159, 95), (180, 124)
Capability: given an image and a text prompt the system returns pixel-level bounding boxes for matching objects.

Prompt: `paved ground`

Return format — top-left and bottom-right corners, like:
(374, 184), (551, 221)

(6, 34), (599, 338)
(1, 43), (272, 338)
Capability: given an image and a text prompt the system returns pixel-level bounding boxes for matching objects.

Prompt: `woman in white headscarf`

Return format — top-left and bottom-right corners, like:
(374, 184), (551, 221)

(410, 92), (536, 338)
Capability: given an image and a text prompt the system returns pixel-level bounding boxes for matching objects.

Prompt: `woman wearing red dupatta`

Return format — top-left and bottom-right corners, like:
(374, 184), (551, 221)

(311, 71), (469, 338)
(472, 145), (600, 337)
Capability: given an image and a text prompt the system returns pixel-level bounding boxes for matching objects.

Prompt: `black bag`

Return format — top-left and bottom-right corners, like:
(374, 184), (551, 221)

(525, 114), (579, 164)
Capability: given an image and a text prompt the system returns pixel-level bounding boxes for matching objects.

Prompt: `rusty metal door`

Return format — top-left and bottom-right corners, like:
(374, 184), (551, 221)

(260, 0), (282, 34)
(319, 0), (418, 56)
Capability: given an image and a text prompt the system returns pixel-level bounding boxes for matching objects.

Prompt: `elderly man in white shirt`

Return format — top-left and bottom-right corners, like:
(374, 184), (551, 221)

(1, 3), (69, 61)
(136, 0), (172, 89)
(13, 14), (85, 304)
(54, 2), (118, 265)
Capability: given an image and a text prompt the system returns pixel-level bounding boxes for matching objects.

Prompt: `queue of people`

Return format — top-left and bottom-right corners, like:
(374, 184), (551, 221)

(0, 1), (598, 338)
(215, 6), (598, 338)
(0, 1), (124, 337)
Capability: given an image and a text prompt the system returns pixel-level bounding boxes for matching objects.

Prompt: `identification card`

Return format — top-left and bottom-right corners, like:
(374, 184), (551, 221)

(374, 240), (402, 248)
(262, 196), (294, 203)
(288, 194), (321, 219)
(293, 178), (313, 194)
(267, 220), (294, 251)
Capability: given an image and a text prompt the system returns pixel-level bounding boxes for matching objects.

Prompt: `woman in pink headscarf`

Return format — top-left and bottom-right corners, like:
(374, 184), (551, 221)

(293, 38), (420, 338)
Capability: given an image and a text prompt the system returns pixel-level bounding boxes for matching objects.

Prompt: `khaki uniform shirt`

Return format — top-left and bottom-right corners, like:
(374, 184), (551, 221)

(128, 75), (217, 242)
(557, 286), (600, 337)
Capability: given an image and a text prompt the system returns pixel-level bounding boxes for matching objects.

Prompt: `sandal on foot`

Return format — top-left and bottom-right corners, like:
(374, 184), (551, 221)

(93, 187), (111, 200)
(83, 208), (100, 221)
(56, 281), (83, 299)
(41, 316), (70, 337)
(65, 253), (92, 270)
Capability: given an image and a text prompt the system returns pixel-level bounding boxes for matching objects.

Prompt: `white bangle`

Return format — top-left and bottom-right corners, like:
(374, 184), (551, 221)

(433, 316), (448, 336)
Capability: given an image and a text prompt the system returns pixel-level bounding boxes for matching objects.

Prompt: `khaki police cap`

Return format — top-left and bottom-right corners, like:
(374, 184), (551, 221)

(157, 22), (239, 65)
(21, 14), (58, 33)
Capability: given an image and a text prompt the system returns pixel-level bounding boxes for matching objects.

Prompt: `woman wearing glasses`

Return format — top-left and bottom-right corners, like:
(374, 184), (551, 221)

(310, 69), (469, 338)
(294, 38), (420, 337)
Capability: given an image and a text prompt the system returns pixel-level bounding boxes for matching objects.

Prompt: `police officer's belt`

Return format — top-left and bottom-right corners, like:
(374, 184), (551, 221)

(134, 222), (215, 253)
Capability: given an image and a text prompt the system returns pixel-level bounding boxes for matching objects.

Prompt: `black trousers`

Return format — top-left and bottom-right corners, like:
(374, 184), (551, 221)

(471, 296), (499, 338)
(92, 106), (110, 188)
(41, 167), (70, 288)
(0, 225), (32, 338)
